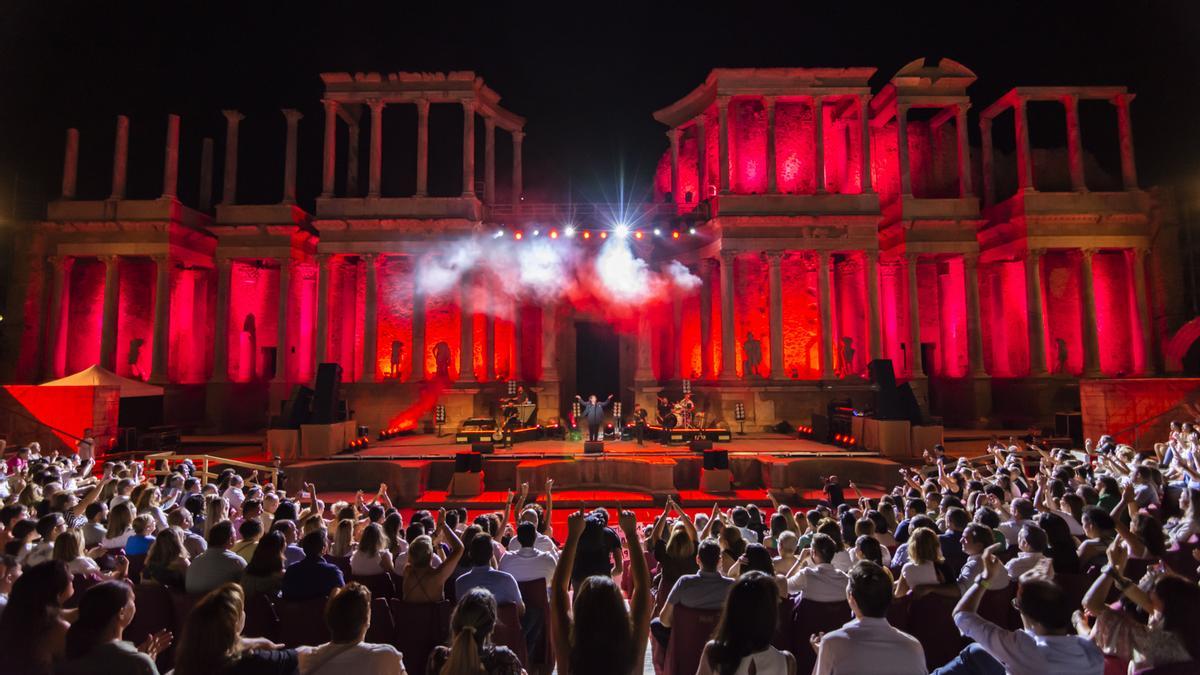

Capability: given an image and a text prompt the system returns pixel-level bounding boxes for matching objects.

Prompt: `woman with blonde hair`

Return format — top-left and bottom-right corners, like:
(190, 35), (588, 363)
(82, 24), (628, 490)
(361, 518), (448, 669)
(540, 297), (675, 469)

(101, 502), (134, 549)
(52, 529), (111, 578)
(402, 509), (463, 603)
(894, 526), (944, 596)
(329, 519), (355, 558)
(427, 587), (523, 675)
(351, 522), (396, 575)
(174, 582), (296, 675)
(142, 527), (190, 588)
(203, 495), (228, 540)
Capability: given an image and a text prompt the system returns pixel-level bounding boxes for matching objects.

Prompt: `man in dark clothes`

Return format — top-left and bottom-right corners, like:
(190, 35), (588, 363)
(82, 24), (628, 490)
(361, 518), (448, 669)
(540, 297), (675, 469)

(570, 508), (623, 588)
(821, 474), (845, 509)
(576, 393), (613, 442)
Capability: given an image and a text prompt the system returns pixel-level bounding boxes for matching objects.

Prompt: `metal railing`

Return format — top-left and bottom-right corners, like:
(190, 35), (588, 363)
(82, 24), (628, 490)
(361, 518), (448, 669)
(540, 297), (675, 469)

(143, 451), (279, 486)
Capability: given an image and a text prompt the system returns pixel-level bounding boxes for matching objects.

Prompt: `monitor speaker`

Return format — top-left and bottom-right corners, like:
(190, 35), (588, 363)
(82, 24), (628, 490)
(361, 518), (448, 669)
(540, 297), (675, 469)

(282, 385), (314, 429)
(702, 449), (729, 470)
(454, 452), (483, 473)
(471, 442), (495, 455)
(897, 382), (924, 426)
(689, 439), (713, 452)
(584, 441), (605, 455)
(811, 413), (831, 443)
(868, 359), (903, 420)
(312, 363), (342, 424)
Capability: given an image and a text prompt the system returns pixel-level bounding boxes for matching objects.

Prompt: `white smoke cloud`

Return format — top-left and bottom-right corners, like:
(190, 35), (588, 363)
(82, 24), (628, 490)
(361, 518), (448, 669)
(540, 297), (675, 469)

(593, 236), (662, 304)
(665, 259), (701, 291)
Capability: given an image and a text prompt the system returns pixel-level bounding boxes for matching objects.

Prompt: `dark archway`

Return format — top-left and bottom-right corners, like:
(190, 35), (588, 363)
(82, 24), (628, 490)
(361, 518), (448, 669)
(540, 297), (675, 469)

(575, 320), (620, 405)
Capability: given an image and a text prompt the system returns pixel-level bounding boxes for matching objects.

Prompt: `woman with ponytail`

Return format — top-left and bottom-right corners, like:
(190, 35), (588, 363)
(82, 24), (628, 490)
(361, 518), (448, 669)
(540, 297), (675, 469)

(59, 580), (171, 674)
(427, 587), (523, 675)
(698, 571), (795, 675)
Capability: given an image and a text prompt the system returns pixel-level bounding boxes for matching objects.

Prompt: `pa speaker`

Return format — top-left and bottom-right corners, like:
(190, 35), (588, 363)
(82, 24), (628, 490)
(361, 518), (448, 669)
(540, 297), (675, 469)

(281, 385), (314, 429)
(689, 439), (713, 452)
(454, 452), (483, 473)
(897, 382), (924, 426)
(702, 449), (729, 470)
(868, 359), (904, 420)
(811, 413), (831, 443)
(471, 442), (495, 455)
(584, 441), (605, 455)
(311, 363), (343, 424)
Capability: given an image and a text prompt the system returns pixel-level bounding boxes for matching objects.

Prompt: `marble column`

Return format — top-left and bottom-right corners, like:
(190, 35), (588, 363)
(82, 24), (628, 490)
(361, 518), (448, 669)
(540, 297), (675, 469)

(818, 251), (836, 379)
(1080, 248), (1102, 377)
(717, 96), (731, 194)
(361, 254), (378, 382)
(718, 250), (737, 378)
(905, 253), (925, 378)
(1064, 95), (1086, 192)
(511, 298), (523, 381)
(814, 97), (826, 193)
(43, 256), (72, 378)
(765, 97), (778, 194)
(699, 259), (713, 379)
(1014, 98), (1035, 192)
(211, 258), (232, 383)
(865, 251), (883, 360)
(411, 276), (427, 381)
(635, 309), (653, 381)
(896, 103), (911, 196)
(1114, 94), (1138, 190)
(282, 109), (303, 204)
(1132, 248), (1155, 374)
(221, 110), (243, 205)
(540, 302), (558, 382)
(484, 117), (496, 204)
(274, 258), (291, 383)
(963, 253), (987, 377)
(461, 100), (476, 197)
(672, 292), (684, 379)
(61, 129), (79, 199)
(314, 254), (330, 372)
(320, 100), (338, 198)
(99, 255), (120, 371)
(695, 114), (707, 200)
(955, 103), (974, 197)
(767, 252), (785, 379)
(668, 128), (681, 204)
(110, 116), (129, 200)
(346, 121), (360, 196)
(980, 118), (995, 207)
(859, 95), (874, 194)
(149, 254), (171, 383)
(459, 272), (476, 382)
(1025, 249), (1048, 375)
(161, 114), (180, 199)
(512, 129), (524, 209)
(368, 99), (384, 198)
(485, 301), (496, 382)
(416, 99), (430, 197)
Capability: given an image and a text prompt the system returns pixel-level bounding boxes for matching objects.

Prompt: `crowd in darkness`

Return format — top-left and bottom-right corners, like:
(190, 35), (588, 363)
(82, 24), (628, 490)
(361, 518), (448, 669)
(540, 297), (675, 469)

(0, 425), (1198, 674)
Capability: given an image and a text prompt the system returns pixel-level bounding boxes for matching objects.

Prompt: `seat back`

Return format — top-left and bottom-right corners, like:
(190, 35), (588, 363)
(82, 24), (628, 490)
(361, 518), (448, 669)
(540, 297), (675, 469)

(168, 591), (202, 629)
(517, 578), (552, 669)
(1054, 572), (1098, 613)
(771, 593), (798, 654)
(391, 599), (453, 675)
(791, 598), (852, 675)
(493, 602), (529, 670)
(366, 597), (395, 645)
(664, 605), (720, 675)
(127, 583), (176, 672)
(978, 586), (1017, 630)
(904, 592), (967, 670)
(349, 572), (396, 600)
(125, 553), (147, 584)
(1104, 653), (1129, 675)
(278, 596), (332, 647)
(65, 573), (101, 608)
(325, 554), (352, 579)
(1162, 540), (1200, 581)
(243, 593), (281, 642)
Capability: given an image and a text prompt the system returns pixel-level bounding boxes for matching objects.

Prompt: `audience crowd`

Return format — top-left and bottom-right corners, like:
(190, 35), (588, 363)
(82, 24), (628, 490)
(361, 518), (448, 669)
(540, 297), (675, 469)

(0, 426), (1197, 674)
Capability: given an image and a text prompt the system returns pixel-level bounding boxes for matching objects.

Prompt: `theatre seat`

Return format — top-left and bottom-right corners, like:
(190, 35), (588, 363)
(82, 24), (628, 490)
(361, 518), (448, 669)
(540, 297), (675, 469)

(125, 553), (147, 584)
(278, 596), (332, 647)
(349, 572), (396, 599)
(243, 593), (281, 642)
(664, 605), (720, 675)
(493, 602), (529, 669)
(391, 599), (453, 675)
(903, 592), (967, 670)
(790, 598), (851, 675)
(517, 578), (553, 670)
(365, 597), (395, 645)
(127, 583), (175, 671)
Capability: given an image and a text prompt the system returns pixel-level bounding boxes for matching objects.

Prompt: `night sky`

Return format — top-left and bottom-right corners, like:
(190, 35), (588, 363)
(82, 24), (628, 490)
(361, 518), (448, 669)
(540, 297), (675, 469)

(1, 2), (1198, 217)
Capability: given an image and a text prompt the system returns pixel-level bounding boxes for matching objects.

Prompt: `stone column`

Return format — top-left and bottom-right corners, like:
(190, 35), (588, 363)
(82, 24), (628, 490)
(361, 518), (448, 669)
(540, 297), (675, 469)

(281, 109), (303, 204)
(313, 254), (330, 371)
(540, 302), (558, 382)
(668, 127), (681, 204)
(416, 99), (430, 197)
(221, 110), (244, 205)
(1080, 248), (1102, 377)
(411, 275), (427, 381)
(368, 99), (384, 198)
(1014, 98), (1035, 192)
(161, 114), (180, 199)
(717, 96), (731, 194)
(458, 272), (476, 382)
(43, 256), (72, 378)
(211, 258), (232, 382)
(346, 121), (360, 196)
(718, 250), (737, 378)
(485, 303), (496, 382)
(815, 96), (827, 193)
(198, 137), (214, 211)
(860, 95), (874, 194)
(1114, 94), (1138, 190)
(699, 259), (713, 379)
(61, 129), (79, 199)
(274, 258), (291, 383)
(980, 118), (995, 207)
(963, 253), (987, 377)
(695, 114), (707, 200)
(865, 251), (883, 360)
(672, 292), (684, 379)
(1025, 249), (1048, 375)
(361, 254), (378, 382)
(1132, 248), (1154, 374)
(635, 309), (654, 381)
(955, 103), (974, 197)
(149, 254), (172, 383)
(511, 129), (524, 209)
(110, 115), (130, 200)
(320, 99), (338, 197)
(1064, 95), (1086, 192)
(461, 100), (476, 197)
(818, 251), (836, 379)
(767, 252), (785, 379)
(896, 103), (911, 196)
(906, 254), (925, 378)
(484, 117), (496, 204)
(99, 255), (120, 371)
(765, 97), (778, 194)
(511, 298), (522, 380)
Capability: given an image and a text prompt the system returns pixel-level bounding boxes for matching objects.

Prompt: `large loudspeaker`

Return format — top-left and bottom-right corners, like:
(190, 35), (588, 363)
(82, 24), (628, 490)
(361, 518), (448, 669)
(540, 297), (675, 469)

(811, 413), (831, 443)
(702, 449), (729, 470)
(896, 382), (924, 426)
(689, 439), (713, 452)
(868, 359), (904, 420)
(280, 386), (314, 429)
(454, 452), (483, 473)
(471, 442), (495, 455)
(584, 441), (605, 455)
(311, 363), (343, 424)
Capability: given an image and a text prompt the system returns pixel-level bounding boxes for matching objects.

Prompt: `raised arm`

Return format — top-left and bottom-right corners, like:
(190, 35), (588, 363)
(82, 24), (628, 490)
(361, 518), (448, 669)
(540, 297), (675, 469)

(543, 478), (555, 538)
(619, 509), (653, 658)
(649, 503), (671, 549)
(699, 503), (721, 541)
(674, 499), (699, 543)
(433, 509), (464, 584)
(551, 511), (586, 675)
(70, 477), (111, 517)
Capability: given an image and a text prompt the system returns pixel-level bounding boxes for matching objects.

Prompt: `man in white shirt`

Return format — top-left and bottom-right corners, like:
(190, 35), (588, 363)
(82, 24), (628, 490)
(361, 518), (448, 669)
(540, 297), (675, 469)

(222, 474), (245, 513)
(500, 522), (558, 585)
(506, 509), (558, 558)
(297, 582), (404, 674)
(956, 524), (1010, 593)
(1005, 524), (1048, 579)
(813, 560), (927, 675)
(996, 498), (1036, 549)
(786, 533), (849, 600)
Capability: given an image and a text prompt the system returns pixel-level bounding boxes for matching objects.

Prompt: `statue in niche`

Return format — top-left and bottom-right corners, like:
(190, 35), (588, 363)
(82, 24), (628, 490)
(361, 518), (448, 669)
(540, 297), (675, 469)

(390, 340), (404, 380)
(432, 341), (453, 380)
(241, 314), (257, 381)
(742, 331), (763, 379)
(1056, 338), (1069, 375)
(127, 338), (145, 380)
(838, 336), (856, 378)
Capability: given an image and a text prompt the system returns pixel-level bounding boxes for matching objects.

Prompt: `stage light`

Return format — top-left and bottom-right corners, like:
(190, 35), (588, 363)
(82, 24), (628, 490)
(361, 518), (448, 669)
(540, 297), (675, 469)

(549, 230), (558, 239)
(653, 228), (661, 236)
(614, 224), (629, 238)
(599, 231), (608, 239)
(634, 231), (643, 240)
(582, 231), (591, 240)
(682, 379), (691, 394)
(435, 405), (446, 425)
(734, 402), (746, 421)
(494, 229), (504, 238)
(565, 226), (576, 237)
(514, 232), (523, 240)
(532, 229), (540, 236)
(613, 401), (622, 419)
(672, 231), (680, 239)
(507, 380), (517, 395)
(689, 227), (697, 235)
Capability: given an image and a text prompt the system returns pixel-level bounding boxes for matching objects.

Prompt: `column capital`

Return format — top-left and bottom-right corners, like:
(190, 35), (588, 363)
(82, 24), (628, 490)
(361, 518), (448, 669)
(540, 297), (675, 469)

(151, 253), (170, 265)
(415, 98), (430, 114)
(717, 94), (732, 107)
(282, 108), (303, 123)
(667, 127), (682, 143)
(719, 249), (738, 264)
(512, 128), (525, 143)
(1027, 247), (1044, 261)
(1080, 247), (1099, 260)
(765, 251), (783, 267)
(1134, 246), (1151, 261)
(905, 252), (922, 265)
(360, 252), (377, 265)
(1111, 92), (1136, 107)
(763, 95), (777, 109)
(461, 99), (477, 114)
(215, 256), (234, 271)
(221, 109), (245, 123)
(366, 98), (385, 113)
(47, 254), (73, 268)
(100, 253), (119, 266)
(863, 249), (878, 263)
(320, 99), (338, 113)
(962, 251), (980, 268)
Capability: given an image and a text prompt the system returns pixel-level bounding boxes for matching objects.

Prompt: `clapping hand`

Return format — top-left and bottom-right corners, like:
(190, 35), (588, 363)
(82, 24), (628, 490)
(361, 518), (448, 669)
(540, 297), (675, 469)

(138, 629), (172, 660)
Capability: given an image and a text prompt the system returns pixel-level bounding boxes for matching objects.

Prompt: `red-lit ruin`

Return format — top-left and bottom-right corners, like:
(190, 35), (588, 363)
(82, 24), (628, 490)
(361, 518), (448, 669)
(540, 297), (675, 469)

(3, 59), (1179, 438)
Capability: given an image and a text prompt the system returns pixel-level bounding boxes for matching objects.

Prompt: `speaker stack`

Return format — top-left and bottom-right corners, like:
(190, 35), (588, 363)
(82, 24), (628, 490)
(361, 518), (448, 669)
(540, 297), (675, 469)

(584, 441), (605, 455)
(450, 451), (484, 497)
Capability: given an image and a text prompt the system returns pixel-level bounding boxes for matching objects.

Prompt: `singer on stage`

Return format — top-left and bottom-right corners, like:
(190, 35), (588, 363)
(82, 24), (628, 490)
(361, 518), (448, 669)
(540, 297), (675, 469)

(576, 393), (613, 442)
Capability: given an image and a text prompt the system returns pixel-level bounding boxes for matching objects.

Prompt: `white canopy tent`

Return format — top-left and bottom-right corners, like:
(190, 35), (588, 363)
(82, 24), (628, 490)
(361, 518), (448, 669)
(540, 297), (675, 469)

(42, 365), (164, 398)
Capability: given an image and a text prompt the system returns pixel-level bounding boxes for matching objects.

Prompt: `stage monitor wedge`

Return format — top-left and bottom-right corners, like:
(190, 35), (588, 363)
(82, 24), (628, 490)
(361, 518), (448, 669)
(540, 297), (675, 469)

(584, 441), (604, 455)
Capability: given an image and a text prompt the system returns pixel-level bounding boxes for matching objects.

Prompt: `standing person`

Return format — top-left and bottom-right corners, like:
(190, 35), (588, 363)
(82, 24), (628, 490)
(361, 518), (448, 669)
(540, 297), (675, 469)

(631, 404), (649, 446)
(77, 429), (96, 464)
(575, 394), (613, 443)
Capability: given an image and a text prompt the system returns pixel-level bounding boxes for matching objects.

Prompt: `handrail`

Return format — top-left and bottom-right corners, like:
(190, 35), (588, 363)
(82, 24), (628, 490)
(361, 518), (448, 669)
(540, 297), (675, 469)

(1107, 399), (1190, 449)
(144, 451), (278, 486)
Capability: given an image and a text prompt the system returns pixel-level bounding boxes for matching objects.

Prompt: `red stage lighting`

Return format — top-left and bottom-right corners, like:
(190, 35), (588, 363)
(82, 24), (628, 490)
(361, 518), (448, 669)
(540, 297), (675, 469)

(582, 231), (591, 239)
(672, 231), (680, 239)
(634, 231), (643, 239)
(599, 231), (608, 239)
(514, 232), (523, 240)
(549, 230), (558, 239)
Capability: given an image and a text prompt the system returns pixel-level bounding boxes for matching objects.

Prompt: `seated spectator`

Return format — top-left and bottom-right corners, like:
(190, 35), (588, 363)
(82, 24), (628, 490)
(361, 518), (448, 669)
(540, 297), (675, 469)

(813, 561), (925, 675)
(455, 533), (523, 612)
(281, 529), (344, 602)
(499, 521), (557, 585)
(996, 497), (1037, 549)
(785, 533), (849, 600)
(895, 526), (946, 596)
(1076, 507), (1116, 570)
(123, 514), (156, 556)
(402, 509), (463, 603)
(241, 530), (287, 599)
(296, 582), (404, 674)
(349, 522), (395, 576)
(717, 524), (747, 576)
(427, 587), (520, 675)
(772, 530), (798, 574)
(0, 554), (19, 620)
(230, 519), (262, 563)
(185, 520), (246, 595)
(51, 529), (102, 578)
(852, 534), (886, 567)
(167, 508), (206, 559)
(25, 513), (65, 567)
(652, 538), (734, 646)
(940, 507), (969, 576)
(142, 527), (190, 588)
(698, 570), (795, 675)
(329, 518), (355, 558)
(81, 503), (107, 549)
(100, 502), (134, 550)
(58, 580), (171, 675)
(272, 519), (306, 566)
(0, 561), (73, 675)
(1165, 487), (1200, 545)
(956, 524), (1009, 593)
(1005, 524), (1048, 579)
(174, 583), (297, 675)
(506, 509), (558, 556)
(730, 506), (759, 544)
(1034, 512), (1080, 574)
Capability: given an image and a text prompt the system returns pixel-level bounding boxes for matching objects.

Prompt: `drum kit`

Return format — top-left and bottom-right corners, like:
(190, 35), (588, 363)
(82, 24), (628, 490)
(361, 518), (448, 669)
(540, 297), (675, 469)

(659, 397), (704, 430)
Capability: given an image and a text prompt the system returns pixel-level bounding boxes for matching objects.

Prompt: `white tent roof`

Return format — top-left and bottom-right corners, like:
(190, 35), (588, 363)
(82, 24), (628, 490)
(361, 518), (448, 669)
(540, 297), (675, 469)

(42, 365), (164, 398)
